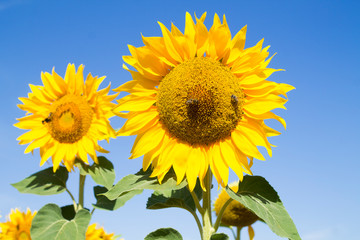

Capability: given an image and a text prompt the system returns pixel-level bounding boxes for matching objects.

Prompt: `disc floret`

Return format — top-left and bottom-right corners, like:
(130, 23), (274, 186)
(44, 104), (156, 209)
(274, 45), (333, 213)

(157, 57), (245, 145)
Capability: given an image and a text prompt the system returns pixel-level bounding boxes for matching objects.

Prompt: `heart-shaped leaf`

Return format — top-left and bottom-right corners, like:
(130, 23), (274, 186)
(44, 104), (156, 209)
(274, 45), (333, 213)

(31, 204), (91, 240)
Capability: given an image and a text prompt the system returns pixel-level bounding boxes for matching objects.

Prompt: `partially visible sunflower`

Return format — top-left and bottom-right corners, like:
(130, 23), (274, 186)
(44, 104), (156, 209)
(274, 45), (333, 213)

(0, 208), (36, 240)
(214, 182), (258, 240)
(114, 12), (294, 190)
(15, 64), (117, 171)
(86, 224), (119, 240)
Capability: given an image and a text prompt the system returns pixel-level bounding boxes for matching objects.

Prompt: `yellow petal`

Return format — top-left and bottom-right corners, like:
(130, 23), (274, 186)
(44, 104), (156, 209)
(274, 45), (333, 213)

(158, 22), (183, 62)
(220, 139), (244, 181)
(185, 146), (202, 191)
(244, 95), (287, 115)
(40, 143), (56, 166)
(248, 225), (255, 240)
(75, 64), (85, 95)
(64, 63), (76, 94)
(118, 108), (158, 136)
(24, 135), (51, 154)
(211, 143), (229, 187)
(171, 140), (192, 184)
(114, 95), (155, 112)
(231, 129), (265, 160)
(130, 124), (166, 159)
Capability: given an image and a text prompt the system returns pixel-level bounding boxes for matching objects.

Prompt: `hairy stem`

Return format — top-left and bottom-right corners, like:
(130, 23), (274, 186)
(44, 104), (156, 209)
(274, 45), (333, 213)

(202, 169), (214, 240)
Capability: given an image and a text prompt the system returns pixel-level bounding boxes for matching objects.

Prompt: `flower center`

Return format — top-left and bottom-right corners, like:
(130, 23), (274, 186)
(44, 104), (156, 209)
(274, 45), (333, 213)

(222, 201), (259, 227)
(18, 231), (31, 240)
(157, 57), (244, 145)
(44, 95), (93, 143)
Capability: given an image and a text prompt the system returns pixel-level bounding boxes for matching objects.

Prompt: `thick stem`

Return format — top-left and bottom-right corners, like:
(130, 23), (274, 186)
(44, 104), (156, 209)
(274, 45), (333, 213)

(202, 169), (214, 240)
(236, 227), (242, 240)
(78, 174), (86, 210)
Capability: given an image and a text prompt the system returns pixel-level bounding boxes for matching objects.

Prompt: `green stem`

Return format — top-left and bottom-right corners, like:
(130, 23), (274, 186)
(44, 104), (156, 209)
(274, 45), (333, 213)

(190, 188), (205, 215)
(90, 208), (95, 215)
(78, 174), (86, 210)
(230, 227), (237, 239)
(213, 198), (233, 231)
(236, 227), (242, 240)
(65, 188), (77, 211)
(202, 169), (214, 240)
(187, 207), (203, 238)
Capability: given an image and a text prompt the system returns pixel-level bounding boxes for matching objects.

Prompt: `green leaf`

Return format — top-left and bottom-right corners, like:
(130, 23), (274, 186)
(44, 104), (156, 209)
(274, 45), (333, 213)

(144, 228), (183, 240)
(31, 203), (91, 240)
(77, 156), (115, 189)
(225, 176), (301, 240)
(104, 168), (186, 201)
(11, 167), (68, 195)
(146, 180), (202, 212)
(210, 233), (230, 240)
(92, 186), (142, 211)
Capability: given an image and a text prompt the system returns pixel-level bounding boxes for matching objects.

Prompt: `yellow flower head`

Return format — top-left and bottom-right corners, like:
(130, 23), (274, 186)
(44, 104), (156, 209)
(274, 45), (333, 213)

(85, 223), (117, 240)
(15, 64), (118, 171)
(214, 183), (258, 228)
(114, 12), (294, 190)
(0, 209), (36, 240)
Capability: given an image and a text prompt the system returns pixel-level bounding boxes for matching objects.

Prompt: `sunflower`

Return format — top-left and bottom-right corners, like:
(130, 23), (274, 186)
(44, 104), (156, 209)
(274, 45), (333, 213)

(214, 182), (258, 239)
(85, 223), (118, 240)
(114, 12), (294, 190)
(15, 64), (117, 171)
(0, 209), (36, 240)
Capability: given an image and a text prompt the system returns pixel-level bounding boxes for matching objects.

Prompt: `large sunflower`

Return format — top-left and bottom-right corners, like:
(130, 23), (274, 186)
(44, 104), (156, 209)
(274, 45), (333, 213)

(15, 64), (117, 171)
(0, 208), (36, 240)
(114, 12), (294, 190)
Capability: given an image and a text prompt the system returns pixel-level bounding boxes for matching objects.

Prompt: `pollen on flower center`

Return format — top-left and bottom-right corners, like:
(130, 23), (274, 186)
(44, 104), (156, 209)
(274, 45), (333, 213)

(44, 95), (93, 143)
(157, 57), (245, 145)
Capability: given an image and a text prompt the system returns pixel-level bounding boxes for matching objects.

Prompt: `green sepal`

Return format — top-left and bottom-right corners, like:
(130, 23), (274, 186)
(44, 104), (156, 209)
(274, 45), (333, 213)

(30, 203), (91, 240)
(11, 166), (68, 195)
(210, 233), (230, 240)
(225, 175), (301, 240)
(92, 186), (142, 211)
(146, 179), (202, 212)
(76, 156), (115, 189)
(104, 167), (186, 201)
(144, 228), (183, 240)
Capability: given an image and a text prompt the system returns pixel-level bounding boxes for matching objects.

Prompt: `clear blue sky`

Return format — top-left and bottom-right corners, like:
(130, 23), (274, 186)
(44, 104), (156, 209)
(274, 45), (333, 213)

(1, 0), (359, 239)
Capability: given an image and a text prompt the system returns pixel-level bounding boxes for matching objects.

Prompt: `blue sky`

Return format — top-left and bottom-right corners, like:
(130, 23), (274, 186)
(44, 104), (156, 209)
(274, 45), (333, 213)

(0, 0), (359, 239)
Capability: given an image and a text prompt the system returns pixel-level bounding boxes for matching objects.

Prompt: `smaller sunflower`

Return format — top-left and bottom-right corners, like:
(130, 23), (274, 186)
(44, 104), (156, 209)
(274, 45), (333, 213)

(15, 64), (118, 171)
(0, 208), (36, 240)
(214, 182), (258, 240)
(86, 223), (119, 240)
